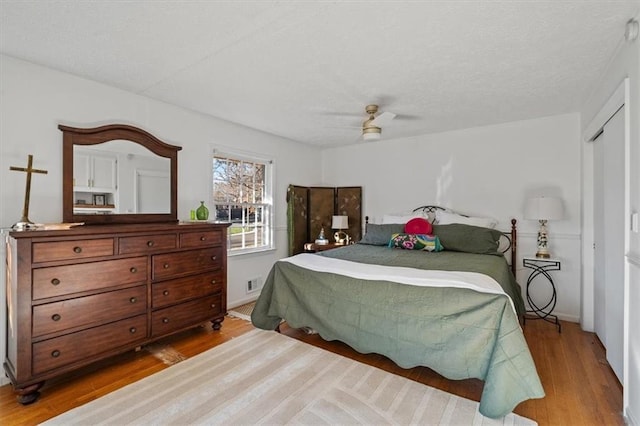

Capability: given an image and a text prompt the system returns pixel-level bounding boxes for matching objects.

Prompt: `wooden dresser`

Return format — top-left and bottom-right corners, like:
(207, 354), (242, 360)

(4, 222), (229, 404)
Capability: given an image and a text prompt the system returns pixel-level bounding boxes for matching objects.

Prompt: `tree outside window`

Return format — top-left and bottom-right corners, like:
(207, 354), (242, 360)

(213, 153), (273, 253)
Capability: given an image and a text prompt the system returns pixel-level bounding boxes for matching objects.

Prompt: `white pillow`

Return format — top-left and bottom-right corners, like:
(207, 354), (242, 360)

(435, 210), (498, 229)
(381, 212), (426, 224)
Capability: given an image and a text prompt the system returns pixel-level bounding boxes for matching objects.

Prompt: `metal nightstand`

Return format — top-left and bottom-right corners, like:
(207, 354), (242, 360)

(523, 257), (561, 332)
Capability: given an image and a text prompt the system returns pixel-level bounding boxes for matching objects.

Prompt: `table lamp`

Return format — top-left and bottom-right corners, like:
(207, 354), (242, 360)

(524, 196), (564, 258)
(332, 215), (349, 245)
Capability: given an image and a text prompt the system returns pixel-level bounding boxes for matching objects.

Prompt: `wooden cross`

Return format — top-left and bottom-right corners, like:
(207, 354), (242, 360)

(10, 154), (48, 229)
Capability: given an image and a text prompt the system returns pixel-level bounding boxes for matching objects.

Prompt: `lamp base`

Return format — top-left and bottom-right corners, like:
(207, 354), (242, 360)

(334, 231), (349, 245)
(535, 220), (551, 259)
(12, 221), (37, 231)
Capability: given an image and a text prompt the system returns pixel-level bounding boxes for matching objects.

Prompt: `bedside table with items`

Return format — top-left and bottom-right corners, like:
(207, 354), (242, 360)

(303, 242), (347, 252)
(522, 257), (561, 332)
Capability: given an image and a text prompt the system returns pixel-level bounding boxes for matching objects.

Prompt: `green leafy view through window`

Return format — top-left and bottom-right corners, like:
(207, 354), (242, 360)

(213, 153), (273, 253)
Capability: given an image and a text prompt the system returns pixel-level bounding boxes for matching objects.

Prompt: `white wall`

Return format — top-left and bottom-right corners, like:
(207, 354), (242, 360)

(0, 55), (322, 384)
(321, 113), (583, 322)
(580, 27), (640, 424)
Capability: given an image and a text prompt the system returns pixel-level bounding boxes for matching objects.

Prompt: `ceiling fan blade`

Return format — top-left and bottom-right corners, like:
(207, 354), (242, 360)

(370, 111), (396, 127)
(394, 113), (422, 121)
(327, 125), (363, 129)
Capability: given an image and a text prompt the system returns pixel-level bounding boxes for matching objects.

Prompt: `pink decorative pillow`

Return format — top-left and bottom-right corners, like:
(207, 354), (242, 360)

(405, 217), (432, 235)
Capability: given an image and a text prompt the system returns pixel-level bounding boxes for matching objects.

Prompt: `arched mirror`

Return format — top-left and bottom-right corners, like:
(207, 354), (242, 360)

(61, 124), (181, 224)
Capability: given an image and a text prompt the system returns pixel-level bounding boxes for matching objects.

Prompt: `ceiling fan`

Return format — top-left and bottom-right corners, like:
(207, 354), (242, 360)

(361, 104), (396, 141)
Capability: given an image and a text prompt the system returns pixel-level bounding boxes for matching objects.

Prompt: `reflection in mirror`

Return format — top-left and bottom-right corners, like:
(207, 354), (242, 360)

(73, 140), (171, 215)
(61, 124), (181, 225)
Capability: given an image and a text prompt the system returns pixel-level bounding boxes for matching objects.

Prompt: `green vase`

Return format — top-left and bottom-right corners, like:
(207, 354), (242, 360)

(196, 201), (209, 220)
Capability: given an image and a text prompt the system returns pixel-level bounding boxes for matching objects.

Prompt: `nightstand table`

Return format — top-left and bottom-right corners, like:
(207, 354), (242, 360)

(523, 257), (561, 332)
(303, 242), (345, 252)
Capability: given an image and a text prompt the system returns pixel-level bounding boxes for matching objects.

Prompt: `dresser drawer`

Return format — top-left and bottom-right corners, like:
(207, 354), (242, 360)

(151, 294), (222, 337)
(32, 314), (147, 375)
(33, 286), (147, 337)
(152, 247), (223, 281)
(33, 238), (114, 263)
(119, 234), (177, 254)
(180, 230), (223, 248)
(152, 272), (223, 308)
(33, 257), (147, 300)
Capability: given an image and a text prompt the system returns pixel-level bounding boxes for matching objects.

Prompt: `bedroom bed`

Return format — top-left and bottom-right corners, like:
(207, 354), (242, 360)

(251, 207), (544, 418)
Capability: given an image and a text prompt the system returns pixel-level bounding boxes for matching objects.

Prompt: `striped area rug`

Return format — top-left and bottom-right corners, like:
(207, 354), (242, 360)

(43, 329), (536, 425)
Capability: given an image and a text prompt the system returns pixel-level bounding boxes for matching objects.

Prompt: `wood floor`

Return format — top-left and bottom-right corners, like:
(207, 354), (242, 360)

(0, 316), (623, 425)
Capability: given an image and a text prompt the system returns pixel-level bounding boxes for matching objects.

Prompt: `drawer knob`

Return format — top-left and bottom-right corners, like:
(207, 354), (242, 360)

(211, 279), (216, 284)
(51, 278), (61, 286)
(211, 256), (217, 261)
(51, 314), (61, 322)
(200, 236), (206, 241)
(211, 304), (216, 308)
(162, 318), (169, 324)
(73, 246), (82, 254)
(163, 290), (169, 296)
(147, 240), (155, 247)
(129, 327), (137, 334)
(130, 267), (137, 273)
(163, 263), (170, 269)
(51, 350), (61, 358)
(129, 297), (137, 303)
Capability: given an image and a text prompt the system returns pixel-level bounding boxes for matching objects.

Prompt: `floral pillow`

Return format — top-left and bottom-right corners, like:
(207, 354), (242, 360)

(389, 233), (443, 252)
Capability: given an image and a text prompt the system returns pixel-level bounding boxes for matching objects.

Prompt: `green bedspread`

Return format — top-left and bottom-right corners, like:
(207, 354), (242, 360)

(251, 245), (544, 418)
(320, 244), (526, 317)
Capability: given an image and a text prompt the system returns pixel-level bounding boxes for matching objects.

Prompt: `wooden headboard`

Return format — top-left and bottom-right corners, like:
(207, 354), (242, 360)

(364, 205), (518, 276)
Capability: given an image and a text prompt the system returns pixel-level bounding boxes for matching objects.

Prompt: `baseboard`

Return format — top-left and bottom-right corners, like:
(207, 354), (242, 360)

(524, 310), (579, 324)
(556, 313), (580, 323)
(0, 376), (9, 387)
(228, 296), (259, 310)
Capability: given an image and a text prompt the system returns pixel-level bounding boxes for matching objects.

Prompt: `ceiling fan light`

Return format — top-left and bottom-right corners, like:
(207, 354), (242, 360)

(362, 131), (381, 141)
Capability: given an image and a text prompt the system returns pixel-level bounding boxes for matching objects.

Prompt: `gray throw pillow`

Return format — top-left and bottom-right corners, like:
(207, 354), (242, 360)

(432, 224), (503, 255)
(359, 223), (405, 246)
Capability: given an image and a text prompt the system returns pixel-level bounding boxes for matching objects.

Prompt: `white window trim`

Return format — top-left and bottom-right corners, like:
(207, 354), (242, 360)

(211, 146), (275, 255)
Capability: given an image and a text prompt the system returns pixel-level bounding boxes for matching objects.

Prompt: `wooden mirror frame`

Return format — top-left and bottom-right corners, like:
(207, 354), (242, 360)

(61, 124), (182, 225)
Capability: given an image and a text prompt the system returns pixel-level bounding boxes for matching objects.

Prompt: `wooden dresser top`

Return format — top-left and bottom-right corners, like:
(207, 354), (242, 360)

(9, 221), (231, 239)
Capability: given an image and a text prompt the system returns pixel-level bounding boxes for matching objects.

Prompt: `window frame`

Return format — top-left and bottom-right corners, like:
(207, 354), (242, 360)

(211, 147), (275, 256)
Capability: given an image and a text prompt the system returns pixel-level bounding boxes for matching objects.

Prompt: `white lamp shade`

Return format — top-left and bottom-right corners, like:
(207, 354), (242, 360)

(524, 197), (564, 221)
(332, 215), (349, 229)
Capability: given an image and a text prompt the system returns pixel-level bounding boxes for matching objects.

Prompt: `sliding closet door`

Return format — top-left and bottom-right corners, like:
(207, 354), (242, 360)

(594, 132), (606, 342)
(593, 106), (625, 383)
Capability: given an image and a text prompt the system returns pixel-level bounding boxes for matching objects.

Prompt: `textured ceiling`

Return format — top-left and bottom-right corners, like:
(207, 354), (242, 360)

(1, 1), (639, 146)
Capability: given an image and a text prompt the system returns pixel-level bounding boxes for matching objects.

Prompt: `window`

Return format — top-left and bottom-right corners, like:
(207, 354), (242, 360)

(212, 151), (274, 254)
